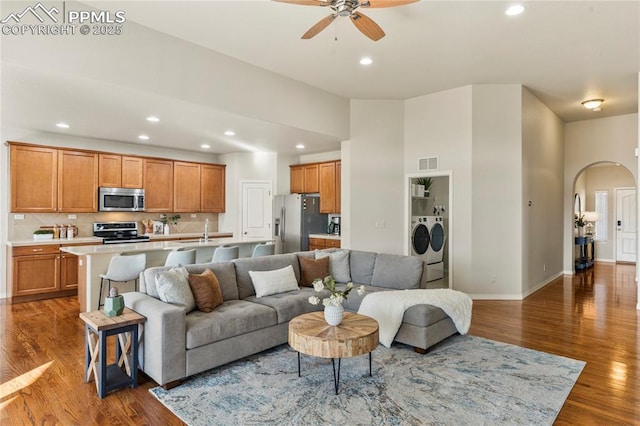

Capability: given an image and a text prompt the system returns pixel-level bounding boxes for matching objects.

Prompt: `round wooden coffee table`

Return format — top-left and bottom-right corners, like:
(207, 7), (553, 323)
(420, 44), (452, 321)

(289, 311), (379, 394)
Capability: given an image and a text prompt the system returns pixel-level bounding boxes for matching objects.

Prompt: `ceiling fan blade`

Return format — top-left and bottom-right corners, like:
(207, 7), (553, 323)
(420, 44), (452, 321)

(362, 0), (420, 8)
(272, 0), (330, 6)
(302, 14), (337, 39)
(350, 12), (385, 41)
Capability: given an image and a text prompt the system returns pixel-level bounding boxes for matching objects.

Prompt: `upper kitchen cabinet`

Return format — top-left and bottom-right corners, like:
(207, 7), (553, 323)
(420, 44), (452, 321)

(336, 161), (341, 213)
(174, 161), (201, 212)
(201, 164), (226, 212)
(290, 165), (304, 193)
(58, 150), (99, 212)
(10, 144), (58, 212)
(290, 163), (320, 194)
(99, 154), (144, 188)
(303, 164), (319, 193)
(144, 158), (174, 212)
(319, 161), (337, 214)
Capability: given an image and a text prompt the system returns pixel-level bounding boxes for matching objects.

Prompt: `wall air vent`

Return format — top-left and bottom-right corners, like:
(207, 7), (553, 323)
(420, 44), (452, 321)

(418, 156), (439, 171)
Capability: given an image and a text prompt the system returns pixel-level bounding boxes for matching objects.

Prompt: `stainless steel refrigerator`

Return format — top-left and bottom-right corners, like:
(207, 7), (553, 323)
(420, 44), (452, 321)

(273, 194), (328, 253)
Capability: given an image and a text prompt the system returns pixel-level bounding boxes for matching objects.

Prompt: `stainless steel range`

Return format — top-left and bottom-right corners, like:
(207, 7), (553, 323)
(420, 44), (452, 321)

(93, 222), (150, 244)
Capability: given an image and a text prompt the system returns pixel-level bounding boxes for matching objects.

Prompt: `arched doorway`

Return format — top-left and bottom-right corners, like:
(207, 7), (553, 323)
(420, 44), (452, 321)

(572, 162), (637, 267)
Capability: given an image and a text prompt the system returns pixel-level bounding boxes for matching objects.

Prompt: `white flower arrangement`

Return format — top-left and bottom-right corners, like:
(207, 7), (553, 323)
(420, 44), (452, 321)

(308, 275), (365, 307)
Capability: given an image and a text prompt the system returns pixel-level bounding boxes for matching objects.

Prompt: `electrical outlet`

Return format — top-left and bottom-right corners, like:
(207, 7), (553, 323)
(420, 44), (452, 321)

(375, 220), (386, 229)
(191, 214), (197, 218)
(14, 214), (24, 220)
(68, 214), (77, 219)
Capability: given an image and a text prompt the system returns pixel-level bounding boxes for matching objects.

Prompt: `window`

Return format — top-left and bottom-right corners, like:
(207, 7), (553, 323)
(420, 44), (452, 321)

(595, 191), (608, 242)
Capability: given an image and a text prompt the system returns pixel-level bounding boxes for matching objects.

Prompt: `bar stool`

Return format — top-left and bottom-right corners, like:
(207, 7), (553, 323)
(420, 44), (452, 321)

(212, 245), (239, 262)
(164, 249), (197, 267)
(97, 253), (147, 309)
(252, 243), (275, 257)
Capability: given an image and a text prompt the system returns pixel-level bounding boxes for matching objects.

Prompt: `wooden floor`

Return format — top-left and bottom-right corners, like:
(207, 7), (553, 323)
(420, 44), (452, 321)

(1, 262), (638, 425)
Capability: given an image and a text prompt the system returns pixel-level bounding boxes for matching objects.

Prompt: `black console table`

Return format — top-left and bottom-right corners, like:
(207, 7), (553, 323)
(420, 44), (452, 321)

(575, 236), (595, 271)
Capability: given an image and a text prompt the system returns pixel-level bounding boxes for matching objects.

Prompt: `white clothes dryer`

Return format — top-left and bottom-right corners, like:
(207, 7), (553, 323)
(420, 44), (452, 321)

(425, 216), (446, 265)
(410, 216), (430, 259)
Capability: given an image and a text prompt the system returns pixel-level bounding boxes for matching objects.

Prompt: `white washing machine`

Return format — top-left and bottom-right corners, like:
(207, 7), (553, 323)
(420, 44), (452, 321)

(425, 216), (446, 282)
(410, 216), (430, 260)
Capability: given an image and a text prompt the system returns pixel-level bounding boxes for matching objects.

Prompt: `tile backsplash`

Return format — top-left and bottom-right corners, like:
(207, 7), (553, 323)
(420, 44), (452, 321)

(8, 212), (219, 241)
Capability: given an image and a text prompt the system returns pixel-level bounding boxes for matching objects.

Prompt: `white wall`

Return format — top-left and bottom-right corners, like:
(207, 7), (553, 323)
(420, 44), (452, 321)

(345, 100), (404, 255)
(299, 151), (341, 164)
(218, 152), (277, 238)
(583, 164), (635, 261)
(521, 88), (565, 296)
(404, 86), (473, 292)
(471, 85), (523, 298)
(563, 114), (638, 272)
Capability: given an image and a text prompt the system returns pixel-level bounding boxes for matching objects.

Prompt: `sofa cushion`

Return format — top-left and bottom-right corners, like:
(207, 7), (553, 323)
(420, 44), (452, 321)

(316, 250), (351, 283)
(249, 265), (299, 298)
(155, 266), (196, 312)
(233, 254), (301, 299)
(188, 269), (223, 313)
(371, 254), (423, 289)
(245, 287), (322, 323)
(349, 250), (377, 285)
(340, 284), (388, 312)
(299, 255), (330, 287)
(185, 300), (278, 349)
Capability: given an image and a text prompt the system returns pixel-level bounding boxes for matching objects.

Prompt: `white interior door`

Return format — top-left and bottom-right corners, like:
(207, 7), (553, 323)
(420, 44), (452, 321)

(242, 181), (272, 239)
(616, 188), (636, 263)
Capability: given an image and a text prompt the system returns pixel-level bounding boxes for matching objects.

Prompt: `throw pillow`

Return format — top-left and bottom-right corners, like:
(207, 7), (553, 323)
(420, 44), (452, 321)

(249, 265), (299, 298)
(299, 255), (330, 287)
(188, 269), (224, 313)
(315, 250), (351, 283)
(155, 266), (196, 312)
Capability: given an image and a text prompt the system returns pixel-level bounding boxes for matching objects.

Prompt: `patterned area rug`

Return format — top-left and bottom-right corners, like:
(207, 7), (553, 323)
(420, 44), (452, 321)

(150, 335), (585, 425)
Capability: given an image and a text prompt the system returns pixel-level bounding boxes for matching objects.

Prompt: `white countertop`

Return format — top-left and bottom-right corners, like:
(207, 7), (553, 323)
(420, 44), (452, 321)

(309, 233), (341, 240)
(59, 236), (273, 256)
(6, 232), (234, 247)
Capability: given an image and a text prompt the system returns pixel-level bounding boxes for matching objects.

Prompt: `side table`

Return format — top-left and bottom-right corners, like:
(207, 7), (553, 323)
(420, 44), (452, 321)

(79, 308), (146, 398)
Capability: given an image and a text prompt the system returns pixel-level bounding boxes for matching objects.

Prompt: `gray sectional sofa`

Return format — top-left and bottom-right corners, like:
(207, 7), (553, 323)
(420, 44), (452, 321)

(123, 250), (457, 388)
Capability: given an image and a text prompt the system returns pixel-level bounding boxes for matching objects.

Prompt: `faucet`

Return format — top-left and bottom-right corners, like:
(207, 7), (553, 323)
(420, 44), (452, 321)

(204, 219), (209, 242)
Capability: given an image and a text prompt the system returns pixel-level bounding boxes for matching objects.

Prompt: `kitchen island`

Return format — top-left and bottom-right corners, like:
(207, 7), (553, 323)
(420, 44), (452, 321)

(61, 237), (274, 312)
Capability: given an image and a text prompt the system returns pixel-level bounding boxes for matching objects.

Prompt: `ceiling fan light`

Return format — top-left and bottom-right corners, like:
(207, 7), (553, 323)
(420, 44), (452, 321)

(582, 99), (604, 110)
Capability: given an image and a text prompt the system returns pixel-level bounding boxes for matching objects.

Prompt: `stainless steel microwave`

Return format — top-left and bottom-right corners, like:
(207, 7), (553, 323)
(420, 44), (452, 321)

(98, 187), (145, 212)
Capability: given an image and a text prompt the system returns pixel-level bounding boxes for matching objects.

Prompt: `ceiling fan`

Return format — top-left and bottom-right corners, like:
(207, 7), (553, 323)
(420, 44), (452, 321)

(273, 0), (419, 41)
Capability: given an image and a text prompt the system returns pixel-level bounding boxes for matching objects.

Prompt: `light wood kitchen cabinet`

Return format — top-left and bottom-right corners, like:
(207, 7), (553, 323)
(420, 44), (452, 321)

(201, 164), (226, 212)
(290, 166), (304, 193)
(319, 162), (336, 213)
(60, 252), (79, 290)
(303, 164), (319, 193)
(10, 144), (58, 212)
(174, 161), (201, 212)
(12, 245), (61, 299)
(336, 161), (341, 213)
(309, 237), (341, 251)
(99, 154), (144, 188)
(57, 150), (99, 212)
(144, 158), (174, 212)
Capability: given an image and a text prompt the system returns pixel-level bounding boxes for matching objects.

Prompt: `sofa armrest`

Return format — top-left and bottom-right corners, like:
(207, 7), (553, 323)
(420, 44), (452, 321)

(123, 292), (186, 386)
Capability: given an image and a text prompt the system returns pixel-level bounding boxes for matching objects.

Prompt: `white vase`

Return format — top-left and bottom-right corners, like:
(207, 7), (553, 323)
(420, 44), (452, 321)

(164, 224), (170, 235)
(324, 304), (344, 326)
(577, 226), (584, 237)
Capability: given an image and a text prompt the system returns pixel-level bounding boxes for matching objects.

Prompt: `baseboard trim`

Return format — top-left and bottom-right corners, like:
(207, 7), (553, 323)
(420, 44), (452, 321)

(522, 271), (564, 299)
(595, 258), (616, 263)
(469, 294), (524, 301)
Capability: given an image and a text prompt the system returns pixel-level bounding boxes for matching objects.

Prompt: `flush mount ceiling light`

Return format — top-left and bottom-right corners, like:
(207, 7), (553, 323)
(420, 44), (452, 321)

(296, 144), (305, 149)
(581, 99), (604, 111)
(146, 116), (160, 122)
(200, 144), (210, 149)
(224, 130), (235, 136)
(56, 122), (70, 128)
(360, 57), (373, 65)
(505, 4), (525, 16)
(138, 134), (150, 140)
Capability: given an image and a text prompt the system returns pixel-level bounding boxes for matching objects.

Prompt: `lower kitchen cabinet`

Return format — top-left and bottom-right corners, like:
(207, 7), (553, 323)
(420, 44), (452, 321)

(309, 237), (341, 251)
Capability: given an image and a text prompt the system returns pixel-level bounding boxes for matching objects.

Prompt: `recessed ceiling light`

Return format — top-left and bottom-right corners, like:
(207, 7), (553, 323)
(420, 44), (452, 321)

(224, 130), (235, 136)
(56, 122), (70, 129)
(360, 57), (373, 66)
(201, 144), (210, 149)
(146, 116), (160, 122)
(505, 5), (525, 16)
(296, 144), (305, 149)
(138, 134), (150, 140)
(581, 99), (604, 110)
